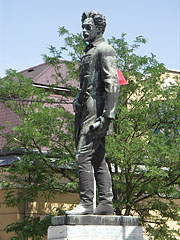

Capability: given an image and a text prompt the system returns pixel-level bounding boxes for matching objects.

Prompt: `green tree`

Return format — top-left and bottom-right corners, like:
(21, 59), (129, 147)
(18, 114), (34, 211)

(107, 34), (180, 239)
(0, 68), (78, 239)
(0, 27), (180, 239)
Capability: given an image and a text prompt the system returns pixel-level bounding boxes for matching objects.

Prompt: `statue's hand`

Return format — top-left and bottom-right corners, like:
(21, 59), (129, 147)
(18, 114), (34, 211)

(98, 116), (111, 129)
(91, 116), (111, 137)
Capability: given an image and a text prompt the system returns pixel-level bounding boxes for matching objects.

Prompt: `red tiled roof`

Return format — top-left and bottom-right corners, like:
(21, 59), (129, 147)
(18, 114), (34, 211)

(0, 62), (78, 150)
(20, 62), (79, 88)
(0, 102), (21, 149)
(20, 63), (49, 80)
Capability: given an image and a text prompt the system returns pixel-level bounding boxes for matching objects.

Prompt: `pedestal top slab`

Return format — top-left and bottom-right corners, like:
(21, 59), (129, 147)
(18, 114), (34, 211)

(51, 215), (139, 226)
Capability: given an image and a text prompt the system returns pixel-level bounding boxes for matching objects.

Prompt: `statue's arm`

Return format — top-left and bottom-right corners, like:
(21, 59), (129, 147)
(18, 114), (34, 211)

(100, 46), (120, 120)
(91, 46), (120, 133)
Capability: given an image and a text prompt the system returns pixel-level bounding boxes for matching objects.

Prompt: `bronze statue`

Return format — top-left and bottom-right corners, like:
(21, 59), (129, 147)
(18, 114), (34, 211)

(66, 11), (120, 215)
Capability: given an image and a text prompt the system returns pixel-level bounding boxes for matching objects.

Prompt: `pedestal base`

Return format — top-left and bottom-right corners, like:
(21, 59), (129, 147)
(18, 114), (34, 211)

(48, 215), (143, 240)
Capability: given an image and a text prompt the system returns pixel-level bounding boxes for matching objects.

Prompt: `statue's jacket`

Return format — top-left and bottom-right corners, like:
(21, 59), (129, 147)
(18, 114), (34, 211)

(75, 37), (120, 137)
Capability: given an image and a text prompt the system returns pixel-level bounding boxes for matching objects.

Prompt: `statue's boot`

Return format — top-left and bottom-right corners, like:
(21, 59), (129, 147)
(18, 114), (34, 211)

(94, 203), (113, 215)
(94, 168), (114, 215)
(65, 202), (93, 215)
(65, 170), (94, 215)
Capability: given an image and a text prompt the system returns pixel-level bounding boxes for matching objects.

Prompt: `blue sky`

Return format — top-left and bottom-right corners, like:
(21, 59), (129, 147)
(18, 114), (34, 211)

(0, 0), (179, 77)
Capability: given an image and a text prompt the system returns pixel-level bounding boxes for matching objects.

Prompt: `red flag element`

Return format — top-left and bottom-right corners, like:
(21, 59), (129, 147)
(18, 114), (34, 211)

(117, 68), (128, 85)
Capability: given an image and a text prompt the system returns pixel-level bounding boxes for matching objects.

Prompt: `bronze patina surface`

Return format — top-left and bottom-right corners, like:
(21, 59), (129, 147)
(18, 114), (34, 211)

(66, 11), (120, 216)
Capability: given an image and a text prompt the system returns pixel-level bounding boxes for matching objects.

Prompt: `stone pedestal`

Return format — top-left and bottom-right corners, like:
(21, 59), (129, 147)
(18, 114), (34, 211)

(48, 215), (143, 240)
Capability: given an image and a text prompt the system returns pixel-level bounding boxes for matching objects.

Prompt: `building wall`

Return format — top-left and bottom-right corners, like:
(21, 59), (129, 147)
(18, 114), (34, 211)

(0, 188), (79, 239)
(0, 189), (25, 240)
(29, 192), (79, 217)
(163, 70), (180, 87)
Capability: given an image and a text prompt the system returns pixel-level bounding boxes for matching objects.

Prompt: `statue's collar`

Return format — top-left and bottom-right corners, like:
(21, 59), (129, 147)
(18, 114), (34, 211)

(85, 37), (105, 52)
(92, 37), (105, 46)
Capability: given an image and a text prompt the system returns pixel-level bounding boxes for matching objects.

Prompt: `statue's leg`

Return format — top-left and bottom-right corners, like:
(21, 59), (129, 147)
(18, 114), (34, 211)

(92, 137), (114, 215)
(66, 134), (94, 215)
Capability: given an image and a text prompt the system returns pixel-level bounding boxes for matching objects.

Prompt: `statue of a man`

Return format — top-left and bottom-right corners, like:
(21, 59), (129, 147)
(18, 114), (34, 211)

(66, 11), (120, 215)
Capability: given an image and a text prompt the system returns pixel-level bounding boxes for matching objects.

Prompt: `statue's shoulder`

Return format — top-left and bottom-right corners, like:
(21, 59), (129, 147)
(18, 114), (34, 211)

(96, 41), (116, 57)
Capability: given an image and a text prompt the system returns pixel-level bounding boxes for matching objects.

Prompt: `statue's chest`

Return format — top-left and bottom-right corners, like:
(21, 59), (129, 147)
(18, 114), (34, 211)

(80, 48), (100, 85)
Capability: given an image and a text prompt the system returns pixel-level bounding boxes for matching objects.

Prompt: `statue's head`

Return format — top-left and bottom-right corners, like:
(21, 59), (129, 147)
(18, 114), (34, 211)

(81, 11), (106, 43)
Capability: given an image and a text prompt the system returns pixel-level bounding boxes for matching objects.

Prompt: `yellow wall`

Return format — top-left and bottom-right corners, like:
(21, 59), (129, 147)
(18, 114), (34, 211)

(29, 192), (79, 217)
(0, 189), (25, 240)
(0, 188), (79, 239)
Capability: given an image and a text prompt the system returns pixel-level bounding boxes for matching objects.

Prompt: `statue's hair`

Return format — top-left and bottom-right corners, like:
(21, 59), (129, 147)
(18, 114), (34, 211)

(81, 11), (106, 34)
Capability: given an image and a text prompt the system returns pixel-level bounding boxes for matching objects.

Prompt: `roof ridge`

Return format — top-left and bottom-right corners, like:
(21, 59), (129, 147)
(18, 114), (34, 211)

(33, 64), (52, 82)
(20, 62), (48, 73)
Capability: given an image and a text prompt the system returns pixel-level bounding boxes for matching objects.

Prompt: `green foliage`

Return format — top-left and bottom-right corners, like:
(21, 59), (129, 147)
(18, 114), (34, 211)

(107, 33), (180, 239)
(1, 27), (180, 239)
(43, 26), (85, 90)
(5, 215), (51, 240)
(0, 62), (78, 238)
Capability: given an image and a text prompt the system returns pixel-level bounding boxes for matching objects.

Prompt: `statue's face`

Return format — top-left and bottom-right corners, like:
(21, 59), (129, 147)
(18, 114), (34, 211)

(82, 18), (97, 43)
